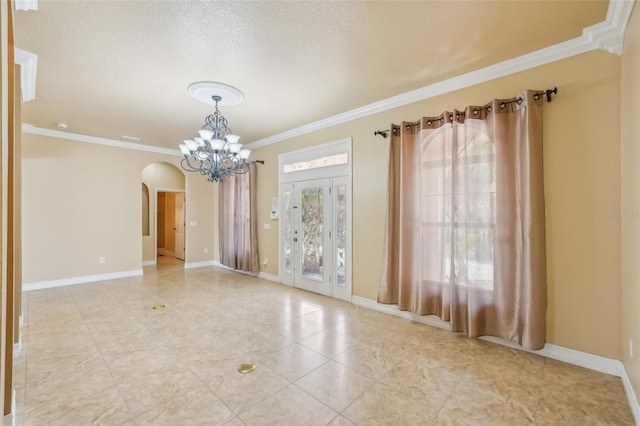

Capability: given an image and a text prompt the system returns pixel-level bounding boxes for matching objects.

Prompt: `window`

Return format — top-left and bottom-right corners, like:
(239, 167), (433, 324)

(421, 124), (495, 290)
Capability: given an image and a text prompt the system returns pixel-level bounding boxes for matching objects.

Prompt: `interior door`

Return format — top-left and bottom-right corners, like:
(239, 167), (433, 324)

(174, 192), (185, 260)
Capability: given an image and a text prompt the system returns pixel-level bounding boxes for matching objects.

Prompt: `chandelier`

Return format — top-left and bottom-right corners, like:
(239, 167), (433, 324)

(179, 82), (251, 182)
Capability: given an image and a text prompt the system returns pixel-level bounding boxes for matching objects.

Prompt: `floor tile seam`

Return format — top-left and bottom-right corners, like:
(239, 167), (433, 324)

(332, 353), (402, 382)
(22, 286), (99, 413)
(66, 285), (139, 421)
(231, 378), (291, 418)
(270, 355), (332, 385)
(449, 368), (541, 422)
(280, 383), (340, 419)
(21, 381), (121, 420)
(130, 372), (236, 425)
(293, 362), (379, 414)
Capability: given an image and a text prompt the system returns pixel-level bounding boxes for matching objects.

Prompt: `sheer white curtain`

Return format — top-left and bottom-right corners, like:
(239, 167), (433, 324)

(218, 162), (259, 273)
(379, 91), (547, 349)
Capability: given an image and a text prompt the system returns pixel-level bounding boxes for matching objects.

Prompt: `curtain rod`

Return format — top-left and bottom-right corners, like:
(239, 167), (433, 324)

(373, 87), (558, 138)
(252, 160), (265, 164)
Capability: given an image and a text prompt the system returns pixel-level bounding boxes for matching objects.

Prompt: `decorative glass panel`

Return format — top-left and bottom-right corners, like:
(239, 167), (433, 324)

(284, 153), (348, 173)
(283, 190), (292, 275)
(336, 184), (346, 287)
(301, 187), (323, 281)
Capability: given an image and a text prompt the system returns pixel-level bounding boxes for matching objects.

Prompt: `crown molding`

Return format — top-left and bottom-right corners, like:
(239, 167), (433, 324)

(245, 0), (635, 150)
(14, 48), (37, 102)
(22, 124), (182, 156)
(14, 0), (37, 11)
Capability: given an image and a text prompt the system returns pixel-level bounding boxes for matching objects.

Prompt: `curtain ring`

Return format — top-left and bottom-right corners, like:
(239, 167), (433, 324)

(534, 94), (540, 101)
(500, 102), (506, 109)
(487, 107), (491, 112)
(426, 120), (432, 126)
(449, 114), (453, 121)
(517, 97), (523, 105)
(473, 109), (479, 115)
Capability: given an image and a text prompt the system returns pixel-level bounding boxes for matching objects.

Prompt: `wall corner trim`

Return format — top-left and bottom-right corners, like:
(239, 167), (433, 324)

(14, 48), (37, 102)
(23, 269), (143, 291)
(351, 295), (638, 419)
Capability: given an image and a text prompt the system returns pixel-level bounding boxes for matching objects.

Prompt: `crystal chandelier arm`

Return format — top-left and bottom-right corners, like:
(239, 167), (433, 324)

(179, 86), (250, 182)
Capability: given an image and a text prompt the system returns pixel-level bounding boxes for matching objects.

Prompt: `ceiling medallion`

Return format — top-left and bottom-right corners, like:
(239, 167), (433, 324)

(179, 82), (251, 182)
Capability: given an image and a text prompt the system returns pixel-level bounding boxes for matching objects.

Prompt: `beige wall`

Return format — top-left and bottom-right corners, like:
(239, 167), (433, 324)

(253, 49), (623, 359)
(22, 135), (216, 282)
(141, 162), (185, 261)
(621, 3), (640, 408)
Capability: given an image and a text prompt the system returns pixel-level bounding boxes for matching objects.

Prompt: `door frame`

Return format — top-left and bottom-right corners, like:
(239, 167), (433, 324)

(154, 188), (186, 262)
(278, 138), (352, 301)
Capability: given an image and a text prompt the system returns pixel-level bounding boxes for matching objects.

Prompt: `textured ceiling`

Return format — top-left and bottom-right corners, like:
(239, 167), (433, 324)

(14, 1), (609, 150)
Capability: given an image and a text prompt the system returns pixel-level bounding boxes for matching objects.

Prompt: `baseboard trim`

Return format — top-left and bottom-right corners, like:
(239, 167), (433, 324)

(142, 260), (156, 267)
(352, 295), (452, 331)
(212, 261), (260, 277)
(184, 260), (216, 269)
(23, 269), (143, 292)
(351, 295), (626, 378)
(621, 365), (640, 425)
(258, 271), (280, 284)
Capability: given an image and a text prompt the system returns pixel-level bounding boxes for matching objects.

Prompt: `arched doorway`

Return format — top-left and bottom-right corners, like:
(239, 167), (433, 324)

(141, 162), (186, 266)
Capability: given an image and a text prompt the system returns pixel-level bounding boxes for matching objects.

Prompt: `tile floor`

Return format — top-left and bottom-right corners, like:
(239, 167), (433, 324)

(12, 256), (635, 425)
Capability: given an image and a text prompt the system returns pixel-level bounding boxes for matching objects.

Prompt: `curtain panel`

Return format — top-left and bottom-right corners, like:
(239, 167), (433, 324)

(218, 162), (259, 273)
(378, 91), (547, 349)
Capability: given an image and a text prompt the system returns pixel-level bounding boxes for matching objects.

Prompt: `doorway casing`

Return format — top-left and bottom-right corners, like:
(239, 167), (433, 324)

(278, 138), (352, 302)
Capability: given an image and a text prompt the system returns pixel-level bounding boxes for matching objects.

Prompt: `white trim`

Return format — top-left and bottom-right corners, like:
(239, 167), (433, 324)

(184, 260), (216, 269)
(212, 260), (259, 277)
(142, 260), (156, 267)
(245, 0), (635, 151)
(352, 296), (451, 331)
(22, 124), (181, 156)
(621, 366), (640, 425)
(18, 314), (23, 328)
(14, 48), (37, 102)
(23, 269), (143, 291)
(258, 271), (280, 283)
(14, 0), (38, 11)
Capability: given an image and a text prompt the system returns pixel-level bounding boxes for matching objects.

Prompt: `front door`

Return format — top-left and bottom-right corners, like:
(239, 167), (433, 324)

(281, 177), (349, 300)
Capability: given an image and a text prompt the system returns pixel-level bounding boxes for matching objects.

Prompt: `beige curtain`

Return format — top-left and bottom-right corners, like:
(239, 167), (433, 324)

(218, 162), (259, 273)
(378, 90), (547, 349)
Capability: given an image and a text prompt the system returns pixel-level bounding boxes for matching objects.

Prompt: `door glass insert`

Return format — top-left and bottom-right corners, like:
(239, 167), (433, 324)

(336, 184), (346, 287)
(301, 187), (323, 281)
(283, 190), (292, 275)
